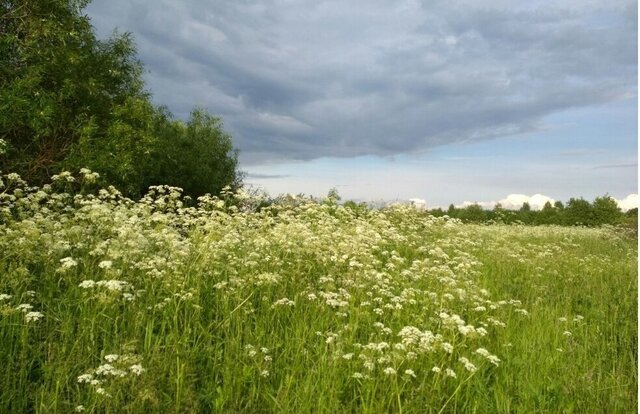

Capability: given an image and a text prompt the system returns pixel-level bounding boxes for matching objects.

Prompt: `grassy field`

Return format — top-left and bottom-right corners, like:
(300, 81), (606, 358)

(0, 171), (637, 413)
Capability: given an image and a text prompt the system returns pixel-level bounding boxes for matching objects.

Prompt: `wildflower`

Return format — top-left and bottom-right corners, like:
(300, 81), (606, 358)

(445, 368), (457, 378)
(342, 353), (354, 360)
(558, 316), (568, 322)
(25, 311), (44, 323)
(78, 280), (95, 289)
(383, 367), (396, 375)
(104, 354), (119, 363)
(95, 387), (110, 397)
(59, 257), (78, 269)
(260, 370), (269, 377)
(15, 304), (33, 312)
(77, 374), (94, 383)
(75, 405), (86, 412)
(563, 330), (572, 337)
(352, 372), (365, 379)
(441, 342), (454, 353)
(432, 366), (442, 373)
(458, 357), (477, 373)
(98, 260), (113, 269)
(271, 298), (295, 307)
(129, 364), (145, 375)
(0, 294), (11, 301)
(404, 369), (417, 378)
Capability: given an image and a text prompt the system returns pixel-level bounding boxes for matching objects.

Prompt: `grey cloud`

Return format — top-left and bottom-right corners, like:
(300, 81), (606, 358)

(593, 162), (638, 169)
(245, 173), (290, 179)
(86, 0), (637, 164)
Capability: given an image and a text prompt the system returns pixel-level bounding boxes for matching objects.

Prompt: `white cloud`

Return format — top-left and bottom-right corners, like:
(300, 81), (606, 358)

(457, 193), (640, 212)
(458, 193), (555, 210)
(614, 194), (638, 211)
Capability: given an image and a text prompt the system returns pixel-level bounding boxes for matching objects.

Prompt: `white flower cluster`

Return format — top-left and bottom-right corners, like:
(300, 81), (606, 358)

(76, 353), (145, 397)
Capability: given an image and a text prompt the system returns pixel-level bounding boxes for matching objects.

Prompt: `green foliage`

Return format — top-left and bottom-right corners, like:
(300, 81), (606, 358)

(0, 0), (241, 198)
(437, 195), (627, 227)
(141, 108), (241, 198)
(0, 173), (636, 412)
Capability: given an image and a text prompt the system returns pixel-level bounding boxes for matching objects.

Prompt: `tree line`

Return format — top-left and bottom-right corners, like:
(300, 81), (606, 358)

(1, 0), (242, 198)
(427, 196), (637, 228)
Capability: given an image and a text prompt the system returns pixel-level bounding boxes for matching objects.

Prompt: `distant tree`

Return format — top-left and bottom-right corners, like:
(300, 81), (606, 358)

(458, 203), (485, 223)
(325, 188), (341, 204)
(537, 201), (557, 225)
(592, 195), (622, 225)
(564, 197), (595, 225)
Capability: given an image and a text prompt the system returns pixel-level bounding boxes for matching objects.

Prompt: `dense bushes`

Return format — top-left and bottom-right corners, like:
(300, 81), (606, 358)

(0, 0), (241, 198)
(430, 196), (635, 227)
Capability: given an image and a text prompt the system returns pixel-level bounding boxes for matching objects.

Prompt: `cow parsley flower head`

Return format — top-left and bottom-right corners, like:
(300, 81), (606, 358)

(78, 280), (95, 289)
(129, 364), (145, 376)
(98, 260), (113, 269)
(59, 257), (78, 269)
(25, 311), (44, 323)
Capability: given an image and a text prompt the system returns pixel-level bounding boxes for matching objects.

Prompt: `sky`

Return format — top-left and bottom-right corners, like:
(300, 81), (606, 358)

(85, 0), (638, 209)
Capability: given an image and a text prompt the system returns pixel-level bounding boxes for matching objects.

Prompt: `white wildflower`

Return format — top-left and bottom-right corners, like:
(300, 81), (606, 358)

(383, 367), (396, 375)
(129, 364), (145, 375)
(98, 260), (113, 269)
(78, 280), (95, 289)
(459, 357), (477, 373)
(404, 369), (416, 378)
(77, 374), (94, 383)
(59, 257), (78, 269)
(271, 298), (295, 307)
(25, 311), (44, 323)
(15, 303), (33, 312)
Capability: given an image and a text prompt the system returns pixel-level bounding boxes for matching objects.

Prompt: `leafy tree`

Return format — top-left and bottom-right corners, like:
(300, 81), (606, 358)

(458, 203), (485, 222)
(0, 0), (148, 184)
(142, 109), (241, 197)
(0, 0), (242, 197)
(592, 195), (622, 225)
(537, 201), (558, 225)
(564, 197), (595, 225)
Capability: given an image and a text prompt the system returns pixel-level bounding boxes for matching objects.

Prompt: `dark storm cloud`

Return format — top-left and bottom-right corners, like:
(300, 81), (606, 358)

(86, 0), (637, 164)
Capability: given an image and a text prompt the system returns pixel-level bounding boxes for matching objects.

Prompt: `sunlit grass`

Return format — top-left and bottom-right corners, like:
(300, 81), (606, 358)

(0, 171), (636, 413)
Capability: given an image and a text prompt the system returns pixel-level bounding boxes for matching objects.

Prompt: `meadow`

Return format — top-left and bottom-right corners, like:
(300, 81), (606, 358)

(0, 170), (636, 413)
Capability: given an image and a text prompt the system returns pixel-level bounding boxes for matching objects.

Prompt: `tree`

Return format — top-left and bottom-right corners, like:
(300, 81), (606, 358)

(592, 195), (622, 225)
(537, 201), (557, 225)
(0, 0), (148, 184)
(0, 0), (242, 197)
(564, 197), (595, 225)
(142, 109), (241, 197)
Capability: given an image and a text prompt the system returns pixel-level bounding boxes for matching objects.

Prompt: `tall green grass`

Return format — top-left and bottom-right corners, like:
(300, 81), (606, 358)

(0, 171), (636, 413)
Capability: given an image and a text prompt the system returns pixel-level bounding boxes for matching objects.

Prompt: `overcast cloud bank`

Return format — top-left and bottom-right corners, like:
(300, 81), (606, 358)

(86, 0), (637, 164)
